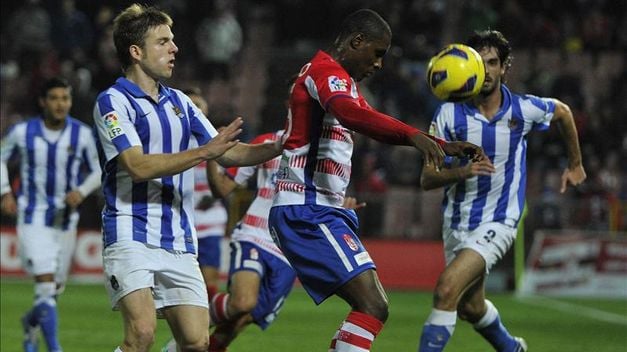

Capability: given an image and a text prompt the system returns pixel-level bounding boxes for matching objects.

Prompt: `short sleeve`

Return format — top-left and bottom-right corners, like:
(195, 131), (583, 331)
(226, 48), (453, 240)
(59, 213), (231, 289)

(93, 91), (141, 162)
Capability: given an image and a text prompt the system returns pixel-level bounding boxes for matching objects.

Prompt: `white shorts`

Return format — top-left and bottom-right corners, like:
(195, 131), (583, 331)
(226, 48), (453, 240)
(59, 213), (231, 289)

(443, 222), (517, 273)
(102, 240), (208, 310)
(17, 223), (77, 284)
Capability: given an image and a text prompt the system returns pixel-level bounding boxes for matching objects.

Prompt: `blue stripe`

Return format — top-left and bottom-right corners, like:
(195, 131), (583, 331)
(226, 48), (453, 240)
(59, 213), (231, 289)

(494, 99), (525, 223)
(468, 121), (495, 230)
(102, 159), (118, 246)
(24, 120), (40, 224)
(304, 103), (325, 204)
(449, 105), (467, 229)
(516, 140), (528, 227)
(44, 133), (57, 226)
(61, 120), (81, 230)
(158, 102), (175, 249)
(173, 93), (194, 252)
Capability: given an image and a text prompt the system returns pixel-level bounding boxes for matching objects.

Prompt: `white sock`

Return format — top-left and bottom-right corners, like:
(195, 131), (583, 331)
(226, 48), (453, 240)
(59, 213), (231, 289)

(114, 347), (123, 352)
(474, 300), (498, 329)
(425, 308), (457, 334)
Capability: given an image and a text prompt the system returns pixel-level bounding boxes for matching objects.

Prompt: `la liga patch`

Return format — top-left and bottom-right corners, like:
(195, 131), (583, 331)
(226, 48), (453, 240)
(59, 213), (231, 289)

(328, 76), (348, 92)
(104, 112), (124, 140)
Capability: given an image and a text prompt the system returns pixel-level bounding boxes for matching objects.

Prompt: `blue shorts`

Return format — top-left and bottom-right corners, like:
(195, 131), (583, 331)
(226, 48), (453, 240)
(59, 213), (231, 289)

(269, 205), (375, 304)
(229, 240), (296, 329)
(197, 236), (221, 268)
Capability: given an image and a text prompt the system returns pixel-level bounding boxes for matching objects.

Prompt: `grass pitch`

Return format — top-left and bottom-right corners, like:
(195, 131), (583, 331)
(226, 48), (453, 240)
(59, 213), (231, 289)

(1, 279), (626, 351)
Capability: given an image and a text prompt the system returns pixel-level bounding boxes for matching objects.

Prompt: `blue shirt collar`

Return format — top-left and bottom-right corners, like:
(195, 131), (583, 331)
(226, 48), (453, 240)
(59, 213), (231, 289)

(114, 77), (172, 101)
(462, 84), (512, 123)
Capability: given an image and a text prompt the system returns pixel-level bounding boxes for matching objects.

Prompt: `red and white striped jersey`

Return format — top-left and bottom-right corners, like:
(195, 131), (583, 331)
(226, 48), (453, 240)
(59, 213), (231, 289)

(193, 161), (227, 239)
(274, 50), (370, 208)
(230, 131), (288, 263)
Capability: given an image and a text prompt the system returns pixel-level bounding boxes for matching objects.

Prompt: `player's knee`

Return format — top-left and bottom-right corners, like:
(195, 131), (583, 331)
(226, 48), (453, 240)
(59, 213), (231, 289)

(125, 321), (156, 349)
(229, 293), (257, 316)
(357, 297), (389, 323)
(433, 279), (458, 308)
(457, 300), (484, 323)
(178, 335), (209, 352)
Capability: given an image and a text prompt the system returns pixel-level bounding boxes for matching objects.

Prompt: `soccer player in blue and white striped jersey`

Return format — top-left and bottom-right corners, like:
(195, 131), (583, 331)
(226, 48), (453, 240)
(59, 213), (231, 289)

(1, 77), (101, 352)
(417, 30), (586, 352)
(93, 5), (281, 352)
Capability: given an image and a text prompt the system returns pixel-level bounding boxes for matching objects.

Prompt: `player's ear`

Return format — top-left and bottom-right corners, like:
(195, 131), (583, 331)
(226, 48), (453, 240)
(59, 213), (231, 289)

(129, 44), (143, 62)
(350, 33), (366, 50)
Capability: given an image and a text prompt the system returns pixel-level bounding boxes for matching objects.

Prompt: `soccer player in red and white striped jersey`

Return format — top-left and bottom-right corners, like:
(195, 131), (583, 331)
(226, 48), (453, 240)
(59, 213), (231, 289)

(269, 9), (486, 352)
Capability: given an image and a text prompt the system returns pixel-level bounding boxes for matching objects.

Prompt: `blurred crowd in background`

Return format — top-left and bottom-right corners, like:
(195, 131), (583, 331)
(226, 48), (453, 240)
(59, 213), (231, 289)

(1, 0), (625, 239)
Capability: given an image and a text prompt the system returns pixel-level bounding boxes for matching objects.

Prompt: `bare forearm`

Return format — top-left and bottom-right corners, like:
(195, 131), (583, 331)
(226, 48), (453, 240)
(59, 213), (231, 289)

(120, 147), (206, 182)
(421, 165), (467, 190)
(553, 100), (583, 168)
(218, 142), (281, 167)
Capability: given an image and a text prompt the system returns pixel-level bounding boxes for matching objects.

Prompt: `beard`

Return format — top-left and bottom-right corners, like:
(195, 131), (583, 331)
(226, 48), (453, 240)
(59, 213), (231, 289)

(479, 80), (498, 97)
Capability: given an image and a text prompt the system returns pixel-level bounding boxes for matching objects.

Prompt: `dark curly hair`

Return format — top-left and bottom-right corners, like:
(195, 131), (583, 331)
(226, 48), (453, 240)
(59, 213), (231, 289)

(466, 29), (513, 73)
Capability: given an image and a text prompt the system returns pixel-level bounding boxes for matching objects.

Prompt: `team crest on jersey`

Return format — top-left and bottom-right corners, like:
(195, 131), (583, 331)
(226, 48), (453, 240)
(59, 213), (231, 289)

(104, 112), (124, 139)
(508, 118), (519, 130)
(328, 76), (348, 92)
(172, 105), (184, 118)
(343, 234), (359, 251)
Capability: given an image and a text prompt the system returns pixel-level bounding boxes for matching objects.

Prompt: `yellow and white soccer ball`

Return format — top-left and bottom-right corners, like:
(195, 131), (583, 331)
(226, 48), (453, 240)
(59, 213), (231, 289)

(426, 44), (486, 102)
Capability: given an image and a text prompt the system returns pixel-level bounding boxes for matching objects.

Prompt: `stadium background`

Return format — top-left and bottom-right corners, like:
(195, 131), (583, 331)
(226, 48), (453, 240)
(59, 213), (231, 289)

(0, 0), (625, 350)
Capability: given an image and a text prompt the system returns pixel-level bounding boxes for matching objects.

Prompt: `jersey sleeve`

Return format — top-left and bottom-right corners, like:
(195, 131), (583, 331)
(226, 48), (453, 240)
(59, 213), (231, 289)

(76, 126), (102, 196)
(181, 92), (218, 145)
(307, 62), (356, 109)
(93, 91), (142, 162)
(0, 124), (20, 195)
(522, 94), (556, 132)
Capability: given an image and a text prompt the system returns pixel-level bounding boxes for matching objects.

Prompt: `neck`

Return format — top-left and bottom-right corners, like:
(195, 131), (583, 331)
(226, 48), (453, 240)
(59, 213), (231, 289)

(43, 117), (65, 130)
(125, 66), (160, 101)
(474, 85), (502, 120)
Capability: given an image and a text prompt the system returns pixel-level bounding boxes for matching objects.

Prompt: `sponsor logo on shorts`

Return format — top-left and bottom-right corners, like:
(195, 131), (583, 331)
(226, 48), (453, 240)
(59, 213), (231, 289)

(328, 76), (348, 92)
(110, 275), (119, 290)
(250, 248), (259, 260)
(343, 234), (358, 251)
(354, 251), (372, 266)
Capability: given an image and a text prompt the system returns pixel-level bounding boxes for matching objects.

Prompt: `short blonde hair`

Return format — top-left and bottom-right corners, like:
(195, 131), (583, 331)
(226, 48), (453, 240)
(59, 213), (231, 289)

(112, 4), (173, 70)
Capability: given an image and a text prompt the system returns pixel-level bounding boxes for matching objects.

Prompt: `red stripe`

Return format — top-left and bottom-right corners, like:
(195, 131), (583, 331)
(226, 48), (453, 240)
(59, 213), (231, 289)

(242, 214), (268, 229)
(276, 181), (305, 193)
(321, 126), (353, 144)
(195, 224), (224, 232)
(346, 311), (384, 335)
(316, 159), (351, 179)
(262, 158), (280, 169)
(337, 330), (372, 349)
(257, 187), (274, 199)
(195, 184), (210, 191)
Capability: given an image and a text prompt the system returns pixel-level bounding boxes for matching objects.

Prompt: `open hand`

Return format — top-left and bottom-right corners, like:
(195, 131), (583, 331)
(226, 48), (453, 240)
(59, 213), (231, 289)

(65, 190), (85, 208)
(201, 117), (243, 160)
(442, 141), (487, 162)
(0, 193), (17, 216)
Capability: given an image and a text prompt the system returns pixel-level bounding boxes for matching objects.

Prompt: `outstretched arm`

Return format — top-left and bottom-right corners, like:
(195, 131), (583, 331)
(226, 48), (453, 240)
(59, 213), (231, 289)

(421, 158), (495, 191)
(118, 118), (243, 182)
(551, 99), (586, 193)
(217, 139), (282, 167)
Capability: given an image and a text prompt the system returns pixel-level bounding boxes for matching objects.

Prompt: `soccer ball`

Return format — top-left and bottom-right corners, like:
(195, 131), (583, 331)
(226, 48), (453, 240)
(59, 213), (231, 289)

(426, 44), (485, 102)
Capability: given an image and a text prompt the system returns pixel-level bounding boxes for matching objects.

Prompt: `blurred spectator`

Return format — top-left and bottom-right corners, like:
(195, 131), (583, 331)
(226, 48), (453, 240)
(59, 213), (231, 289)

(195, 0), (243, 82)
(50, 0), (94, 64)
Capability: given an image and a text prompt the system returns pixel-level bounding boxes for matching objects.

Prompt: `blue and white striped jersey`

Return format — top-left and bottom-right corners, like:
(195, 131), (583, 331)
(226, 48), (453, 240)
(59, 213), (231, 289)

(0, 116), (101, 230)
(93, 78), (218, 253)
(431, 85), (555, 231)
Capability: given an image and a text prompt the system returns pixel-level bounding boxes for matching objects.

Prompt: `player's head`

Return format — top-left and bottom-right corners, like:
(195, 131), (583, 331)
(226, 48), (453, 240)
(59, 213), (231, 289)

(466, 29), (512, 96)
(183, 87), (209, 116)
(112, 4), (177, 78)
(332, 9), (392, 82)
(39, 77), (72, 124)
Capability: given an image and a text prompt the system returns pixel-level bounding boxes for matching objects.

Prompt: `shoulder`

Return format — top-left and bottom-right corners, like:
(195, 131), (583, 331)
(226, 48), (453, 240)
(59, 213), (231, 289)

(3, 119), (30, 137)
(434, 102), (457, 121)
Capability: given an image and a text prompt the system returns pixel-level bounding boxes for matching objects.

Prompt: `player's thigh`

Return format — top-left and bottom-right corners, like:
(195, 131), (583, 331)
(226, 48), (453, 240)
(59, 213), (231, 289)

(118, 287), (157, 335)
(55, 226), (77, 284)
(335, 268), (388, 309)
(162, 304), (209, 345)
(440, 249), (486, 290)
(251, 255), (296, 329)
(230, 270), (261, 303)
(17, 224), (60, 277)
